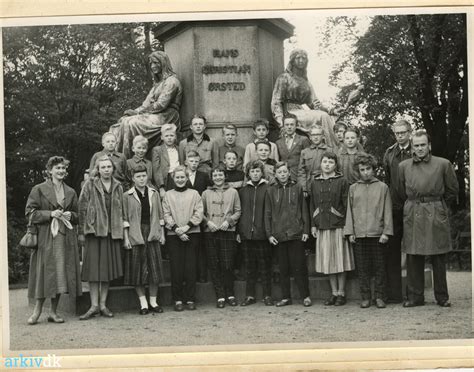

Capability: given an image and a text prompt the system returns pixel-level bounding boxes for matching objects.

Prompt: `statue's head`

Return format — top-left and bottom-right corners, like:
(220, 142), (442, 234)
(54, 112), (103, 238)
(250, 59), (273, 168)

(286, 49), (308, 77)
(148, 51), (175, 81)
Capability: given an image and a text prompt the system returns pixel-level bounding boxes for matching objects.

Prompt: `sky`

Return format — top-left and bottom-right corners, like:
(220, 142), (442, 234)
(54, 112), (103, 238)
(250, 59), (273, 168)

(283, 15), (371, 106)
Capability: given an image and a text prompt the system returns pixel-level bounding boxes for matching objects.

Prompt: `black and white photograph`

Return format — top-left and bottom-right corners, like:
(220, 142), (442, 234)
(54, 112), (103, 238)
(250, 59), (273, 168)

(0, 3), (472, 369)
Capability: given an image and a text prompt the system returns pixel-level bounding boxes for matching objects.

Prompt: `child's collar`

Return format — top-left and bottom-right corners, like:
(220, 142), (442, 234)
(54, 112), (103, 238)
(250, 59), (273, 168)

(315, 172), (343, 180)
(246, 178), (268, 186)
(187, 133), (210, 142)
(209, 183), (230, 190)
(356, 177), (379, 184)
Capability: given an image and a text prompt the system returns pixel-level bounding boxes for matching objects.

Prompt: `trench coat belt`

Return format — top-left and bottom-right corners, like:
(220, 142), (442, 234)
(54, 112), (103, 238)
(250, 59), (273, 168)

(407, 195), (443, 203)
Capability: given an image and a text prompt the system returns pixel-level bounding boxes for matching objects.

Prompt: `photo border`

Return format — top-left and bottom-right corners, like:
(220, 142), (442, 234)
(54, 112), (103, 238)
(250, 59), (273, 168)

(0, 1), (472, 369)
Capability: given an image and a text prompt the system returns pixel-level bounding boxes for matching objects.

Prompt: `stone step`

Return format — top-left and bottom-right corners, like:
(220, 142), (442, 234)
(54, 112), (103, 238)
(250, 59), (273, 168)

(131, 254), (327, 284)
(69, 269), (432, 315)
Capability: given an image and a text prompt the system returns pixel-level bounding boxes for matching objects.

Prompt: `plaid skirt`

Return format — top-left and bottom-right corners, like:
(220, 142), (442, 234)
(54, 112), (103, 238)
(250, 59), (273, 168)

(123, 224), (164, 285)
(315, 228), (354, 274)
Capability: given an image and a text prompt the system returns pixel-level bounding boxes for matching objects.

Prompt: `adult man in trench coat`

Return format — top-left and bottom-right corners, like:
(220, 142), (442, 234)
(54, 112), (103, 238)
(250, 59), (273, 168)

(397, 129), (459, 307)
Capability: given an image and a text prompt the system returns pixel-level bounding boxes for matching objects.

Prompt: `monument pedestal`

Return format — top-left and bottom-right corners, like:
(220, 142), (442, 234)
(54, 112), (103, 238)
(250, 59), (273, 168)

(154, 19), (294, 145)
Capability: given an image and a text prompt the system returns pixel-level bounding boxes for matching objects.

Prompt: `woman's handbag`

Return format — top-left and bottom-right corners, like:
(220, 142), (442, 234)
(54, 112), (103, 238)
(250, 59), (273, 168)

(19, 212), (38, 249)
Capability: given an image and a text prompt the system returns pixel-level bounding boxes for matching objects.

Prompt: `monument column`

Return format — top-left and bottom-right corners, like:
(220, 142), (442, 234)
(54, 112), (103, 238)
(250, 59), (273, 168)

(154, 19), (294, 145)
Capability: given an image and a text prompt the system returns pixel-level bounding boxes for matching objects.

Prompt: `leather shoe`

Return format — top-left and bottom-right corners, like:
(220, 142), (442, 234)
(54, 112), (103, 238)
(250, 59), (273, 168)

(79, 307), (100, 321)
(27, 313), (41, 325)
(360, 300), (371, 308)
(324, 295), (337, 306)
(375, 299), (386, 309)
(226, 297), (238, 306)
(275, 298), (292, 307)
(47, 314), (65, 323)
(240, 297), (256, 306)
(216, 299), (225, 309)
(403, 300), (424, 308)
(139, 308), (149, 315)
(303, 297), (312, 307)
(437, 300), (451, 307)
(149, 305), (163, 313)
(100, 307), (114, 317)
(174, 302), (184, 312)
(186, 302), (196, 310)
(263, 296), (274, 306)
(334, 295), (346, 306)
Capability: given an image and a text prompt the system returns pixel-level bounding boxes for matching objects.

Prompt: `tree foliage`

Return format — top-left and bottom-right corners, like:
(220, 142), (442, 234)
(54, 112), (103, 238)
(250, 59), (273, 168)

(3, 23), (160, 282)
(3, 23), (160, 213)
(329, 14), (468, 205)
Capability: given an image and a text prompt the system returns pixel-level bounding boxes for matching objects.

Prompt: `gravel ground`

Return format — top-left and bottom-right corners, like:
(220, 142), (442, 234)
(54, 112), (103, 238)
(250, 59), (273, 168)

(7, 272), (472, 351)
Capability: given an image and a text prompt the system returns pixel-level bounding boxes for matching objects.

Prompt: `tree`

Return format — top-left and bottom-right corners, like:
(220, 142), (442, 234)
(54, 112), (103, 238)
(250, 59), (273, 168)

(330, 14), (468, 205)
(3, 22), (160, 282)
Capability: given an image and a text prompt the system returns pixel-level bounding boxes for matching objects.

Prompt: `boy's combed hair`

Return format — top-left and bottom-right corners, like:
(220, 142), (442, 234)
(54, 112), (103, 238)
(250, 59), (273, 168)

(172, 165), (189, 178)
(223, 149), (238, 159)
(344, 126), (360, 138)
(411, 128), (431, 143)
(192, 114), (207, 124)
(186, 149), (200, 159)
(392, 119), (412, 131)
(133, 135), (148, 148)
(253, 118), (269, 130)
(222, 124), (237, 133)
(131, 163), (148, 176)
(92, 155), (115, 178)
(101, 131), (117, 143)
(274, 161), (289, 171)
(320, 151), (339, 166)
(210, 164), (226, 177)
(353, 152), (378, 173)
(334, 121), (348, 132)
(162, 123), (177, 134)
(283, 113), (298, 123)
(255, 139), (271, 150)
(245, 160), (265, 179)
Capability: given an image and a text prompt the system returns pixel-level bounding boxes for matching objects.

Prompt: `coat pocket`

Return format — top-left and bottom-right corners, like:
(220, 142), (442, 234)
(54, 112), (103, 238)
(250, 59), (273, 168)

(330, 207), (344, 218)
(87, 206), (95, 225)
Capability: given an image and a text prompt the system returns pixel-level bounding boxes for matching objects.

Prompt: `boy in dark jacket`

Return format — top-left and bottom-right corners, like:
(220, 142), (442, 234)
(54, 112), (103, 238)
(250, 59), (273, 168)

(275, 114), (310, 181)
(265, 162), (311, 307)
(237, 160), (273, 306)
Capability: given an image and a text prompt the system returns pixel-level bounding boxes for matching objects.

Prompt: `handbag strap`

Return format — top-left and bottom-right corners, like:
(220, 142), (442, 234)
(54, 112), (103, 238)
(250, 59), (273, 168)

(27, 209), (35, 227)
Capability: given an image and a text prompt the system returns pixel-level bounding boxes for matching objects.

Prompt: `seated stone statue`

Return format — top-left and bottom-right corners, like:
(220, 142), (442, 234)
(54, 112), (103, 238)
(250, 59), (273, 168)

(271, 48), (341, 149)
(110, 51), (182, 158)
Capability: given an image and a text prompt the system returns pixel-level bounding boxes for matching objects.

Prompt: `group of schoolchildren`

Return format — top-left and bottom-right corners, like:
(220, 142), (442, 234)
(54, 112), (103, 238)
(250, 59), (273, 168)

(78, 112), (394, 320)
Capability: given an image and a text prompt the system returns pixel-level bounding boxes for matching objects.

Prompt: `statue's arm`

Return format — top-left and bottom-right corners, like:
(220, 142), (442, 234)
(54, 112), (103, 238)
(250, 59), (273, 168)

(270, 74), (287, 126)
(308, 82), (331, 113)
(147, 78), (179, 114)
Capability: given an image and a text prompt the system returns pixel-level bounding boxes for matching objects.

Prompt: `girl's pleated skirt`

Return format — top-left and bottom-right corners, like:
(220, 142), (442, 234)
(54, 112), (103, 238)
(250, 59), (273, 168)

(315, 228), (355, 274)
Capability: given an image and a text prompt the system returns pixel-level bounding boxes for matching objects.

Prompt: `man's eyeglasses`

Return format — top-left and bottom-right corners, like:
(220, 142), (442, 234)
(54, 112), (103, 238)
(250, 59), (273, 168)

(394, 131), (409, 136)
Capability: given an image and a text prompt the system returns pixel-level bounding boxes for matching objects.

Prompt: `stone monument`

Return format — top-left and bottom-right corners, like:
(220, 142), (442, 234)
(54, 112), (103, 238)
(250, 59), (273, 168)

(154, 19), (294, 145)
